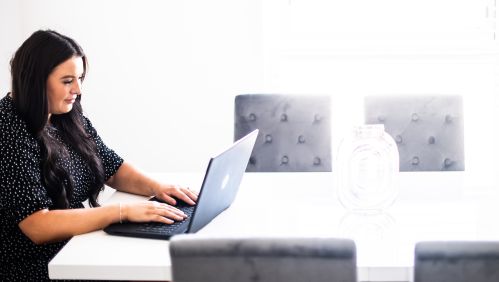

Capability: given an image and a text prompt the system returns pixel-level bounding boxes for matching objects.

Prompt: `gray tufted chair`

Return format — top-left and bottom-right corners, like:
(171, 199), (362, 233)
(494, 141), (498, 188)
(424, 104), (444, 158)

(170, 236), (357, 282)
(234, 94), (332, 172)
(364, 95), (464, 171)
(414, 241), (499, 282)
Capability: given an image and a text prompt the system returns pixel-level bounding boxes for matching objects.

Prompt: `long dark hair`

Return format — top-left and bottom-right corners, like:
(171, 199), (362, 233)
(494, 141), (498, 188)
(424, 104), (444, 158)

(10, 30), (105, 209)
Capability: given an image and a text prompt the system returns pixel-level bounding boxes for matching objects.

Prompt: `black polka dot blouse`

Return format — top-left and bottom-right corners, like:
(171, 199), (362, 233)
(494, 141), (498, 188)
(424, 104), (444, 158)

(0, 94), (124, 281)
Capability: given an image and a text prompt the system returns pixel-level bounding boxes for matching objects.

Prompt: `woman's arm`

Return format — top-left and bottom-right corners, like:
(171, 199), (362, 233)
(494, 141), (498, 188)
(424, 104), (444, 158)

(106, 161), (197, 205)
(18, 204), (120, 244)
(18, 162), (198, 245)
(18, 201), (187, 245)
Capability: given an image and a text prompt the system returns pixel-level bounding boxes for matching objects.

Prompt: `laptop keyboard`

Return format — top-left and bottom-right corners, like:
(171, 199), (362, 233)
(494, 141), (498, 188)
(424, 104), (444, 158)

(135, 197), (196, 235)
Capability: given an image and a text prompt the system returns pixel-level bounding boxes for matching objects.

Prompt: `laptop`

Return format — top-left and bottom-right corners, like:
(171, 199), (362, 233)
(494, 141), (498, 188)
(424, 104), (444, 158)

(104, 129), (258, 240)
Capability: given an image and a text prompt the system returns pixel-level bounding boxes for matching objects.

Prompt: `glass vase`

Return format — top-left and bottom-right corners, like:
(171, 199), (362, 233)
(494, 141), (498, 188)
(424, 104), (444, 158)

(336, 124), (399, 212)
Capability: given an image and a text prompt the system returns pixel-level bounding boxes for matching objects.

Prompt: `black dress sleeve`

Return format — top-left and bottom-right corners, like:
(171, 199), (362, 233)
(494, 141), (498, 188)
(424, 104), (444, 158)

(81, 116), (124, 180)
(0, 111), (53, 223)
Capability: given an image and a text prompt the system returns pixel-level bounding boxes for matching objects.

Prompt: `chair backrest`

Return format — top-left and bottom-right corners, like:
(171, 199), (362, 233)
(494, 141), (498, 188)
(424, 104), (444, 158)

(414, 241), (499, 282)
(170, 236), (357, 282)
(234, 94), (332, 172)
(364, 95), (464, 171)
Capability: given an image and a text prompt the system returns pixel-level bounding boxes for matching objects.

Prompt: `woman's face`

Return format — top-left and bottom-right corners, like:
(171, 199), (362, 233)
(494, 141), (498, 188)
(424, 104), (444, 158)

(46, 56), (84, 116)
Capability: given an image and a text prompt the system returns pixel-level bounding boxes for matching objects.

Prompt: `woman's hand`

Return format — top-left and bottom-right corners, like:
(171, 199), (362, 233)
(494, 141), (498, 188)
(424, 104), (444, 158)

(153, 183), (198, 206)
(122, 201), (188, 224)
(121, 183), (198, 224)
(106, 163), (198, 207)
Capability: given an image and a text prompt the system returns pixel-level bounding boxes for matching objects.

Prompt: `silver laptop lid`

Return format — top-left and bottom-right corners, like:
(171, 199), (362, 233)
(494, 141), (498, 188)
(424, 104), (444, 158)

(187, 129), (258, 233)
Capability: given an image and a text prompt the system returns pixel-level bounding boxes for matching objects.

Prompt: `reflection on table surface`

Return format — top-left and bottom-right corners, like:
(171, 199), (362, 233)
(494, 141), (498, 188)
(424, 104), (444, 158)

(49, 171), (499, 282)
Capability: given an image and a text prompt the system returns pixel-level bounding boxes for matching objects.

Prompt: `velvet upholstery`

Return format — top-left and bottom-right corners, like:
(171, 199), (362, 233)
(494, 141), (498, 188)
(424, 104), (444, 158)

(170, 236), (356, 282)
(364, 95), (464, 171)
(234, 94), (332, 172)
(414, 241), (499, 282)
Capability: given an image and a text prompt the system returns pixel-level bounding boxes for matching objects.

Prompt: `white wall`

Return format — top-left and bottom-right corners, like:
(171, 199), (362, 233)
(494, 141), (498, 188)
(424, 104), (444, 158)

(0, 0), (498, 184)
(0, 0), (263, 173)
(0, 0), (22, 89)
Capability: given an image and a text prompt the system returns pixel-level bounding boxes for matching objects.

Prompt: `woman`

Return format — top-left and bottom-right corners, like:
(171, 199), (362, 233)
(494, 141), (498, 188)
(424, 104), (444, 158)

(0, 30), (197, 281)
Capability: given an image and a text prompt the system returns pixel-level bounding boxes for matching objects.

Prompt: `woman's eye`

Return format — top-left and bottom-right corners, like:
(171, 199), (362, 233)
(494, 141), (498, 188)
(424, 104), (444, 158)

(63, 80), (73, 85)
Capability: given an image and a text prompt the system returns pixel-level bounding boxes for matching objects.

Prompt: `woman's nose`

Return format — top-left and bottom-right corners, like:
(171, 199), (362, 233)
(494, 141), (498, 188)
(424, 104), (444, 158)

(72, 80), (82, 95)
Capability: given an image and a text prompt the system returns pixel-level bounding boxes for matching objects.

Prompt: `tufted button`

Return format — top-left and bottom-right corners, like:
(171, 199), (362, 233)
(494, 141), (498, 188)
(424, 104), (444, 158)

(265, 134), (273, 143)
(298, 135), (306, 144)
(314, 114), (322, 123)
(395, 135), (403, 144)
(445, 114), (453, 123)
(444, 158), (453, 167)
(280, 113), (288, 122)
(248, 113), (256, 121)
(313, 157), (321, 166)
(412, 156), (420, 165)
(377, 115), (386, 122)
(281, 155), (289, 165)
(428, 136), (435, 144)
(249, 157), (256, 165)
(411, 113), (419, 122)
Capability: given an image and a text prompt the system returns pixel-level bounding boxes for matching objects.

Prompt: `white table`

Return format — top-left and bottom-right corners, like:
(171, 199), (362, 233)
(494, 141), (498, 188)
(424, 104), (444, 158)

(48, 172), (499, 281)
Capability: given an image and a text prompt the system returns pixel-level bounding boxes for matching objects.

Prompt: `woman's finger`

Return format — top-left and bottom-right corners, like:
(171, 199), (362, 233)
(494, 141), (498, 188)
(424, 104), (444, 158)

(168, 187), (197, 205)
(157, 193), (177, 205)
(153, 202), (187, 217)
(152, 214), (174, 224)
(160, 203), (187, 217)
(181, 187), (199, 200)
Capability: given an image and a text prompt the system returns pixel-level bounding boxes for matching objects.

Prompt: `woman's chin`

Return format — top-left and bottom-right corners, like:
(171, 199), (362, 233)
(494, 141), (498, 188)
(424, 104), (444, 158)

(53, 106), (73, 115)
